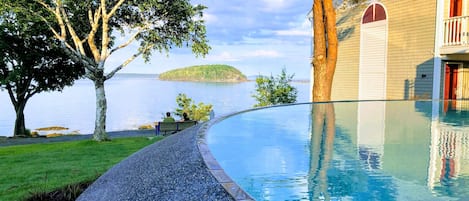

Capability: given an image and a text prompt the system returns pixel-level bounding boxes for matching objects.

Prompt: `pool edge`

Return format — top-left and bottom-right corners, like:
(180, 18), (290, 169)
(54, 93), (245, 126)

(197, 115), (256, 201)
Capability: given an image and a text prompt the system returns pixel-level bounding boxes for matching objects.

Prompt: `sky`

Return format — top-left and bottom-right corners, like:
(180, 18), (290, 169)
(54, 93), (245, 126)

(107, 0), (313, 80)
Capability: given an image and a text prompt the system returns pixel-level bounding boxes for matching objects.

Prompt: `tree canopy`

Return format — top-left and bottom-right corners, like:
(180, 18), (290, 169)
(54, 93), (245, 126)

(252, 69), (298, 107)
(23, 0), (211, 141)
(0, 2), (85, 136)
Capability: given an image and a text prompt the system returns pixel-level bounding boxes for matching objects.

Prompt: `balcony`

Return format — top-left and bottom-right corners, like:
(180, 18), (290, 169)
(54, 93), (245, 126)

(441, 16), (469, 55)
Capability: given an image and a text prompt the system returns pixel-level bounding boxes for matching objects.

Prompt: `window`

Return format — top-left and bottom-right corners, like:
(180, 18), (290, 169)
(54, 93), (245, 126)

(362, 4), (387, 24)
(450, 0), (462, 17)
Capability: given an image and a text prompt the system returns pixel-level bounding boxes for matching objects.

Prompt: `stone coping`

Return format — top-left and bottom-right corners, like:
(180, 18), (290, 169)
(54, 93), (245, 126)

(196, 120), (255, 201)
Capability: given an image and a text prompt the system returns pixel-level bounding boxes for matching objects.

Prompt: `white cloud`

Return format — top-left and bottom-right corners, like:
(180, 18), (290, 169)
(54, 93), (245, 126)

(247, 50), (282, 58)
(275, 18), (311, 37)
(275, 29), (310, 36)
(261, 0), (290, 11)
(206, 51), (240, 62)
(203, 12), (218, 24)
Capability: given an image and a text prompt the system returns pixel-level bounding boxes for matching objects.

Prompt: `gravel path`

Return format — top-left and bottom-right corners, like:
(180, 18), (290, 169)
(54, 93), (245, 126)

(77, 124), (235, 201)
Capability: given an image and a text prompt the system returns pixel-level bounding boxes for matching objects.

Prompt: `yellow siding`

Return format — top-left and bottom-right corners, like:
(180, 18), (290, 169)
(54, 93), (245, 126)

(334, 1), (438, 100)
(384, 0), (437, 99)
(332, 5), (367, 101)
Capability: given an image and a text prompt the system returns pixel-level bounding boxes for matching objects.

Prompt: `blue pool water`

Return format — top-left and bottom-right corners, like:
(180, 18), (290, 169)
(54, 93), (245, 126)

(207, 100), (469, 201)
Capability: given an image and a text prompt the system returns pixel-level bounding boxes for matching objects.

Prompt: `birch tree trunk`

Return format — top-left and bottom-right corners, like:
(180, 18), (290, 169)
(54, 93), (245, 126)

(92, 75), (109, 141)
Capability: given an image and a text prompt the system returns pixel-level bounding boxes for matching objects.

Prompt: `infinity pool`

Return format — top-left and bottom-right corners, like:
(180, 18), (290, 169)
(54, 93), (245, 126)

(206, 100), (469, 201)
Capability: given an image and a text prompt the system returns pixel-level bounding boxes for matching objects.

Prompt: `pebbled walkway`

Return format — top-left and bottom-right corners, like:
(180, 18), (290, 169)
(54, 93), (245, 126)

(77, 124), (235, 201)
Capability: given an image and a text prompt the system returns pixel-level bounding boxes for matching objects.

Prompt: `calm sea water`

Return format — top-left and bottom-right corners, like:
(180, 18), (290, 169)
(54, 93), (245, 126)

(207, 101), (469, 200)
(0, 74), (310, 136)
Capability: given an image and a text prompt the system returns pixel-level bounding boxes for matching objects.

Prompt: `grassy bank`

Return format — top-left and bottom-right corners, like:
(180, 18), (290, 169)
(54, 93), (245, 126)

(0, 136), (163, 201)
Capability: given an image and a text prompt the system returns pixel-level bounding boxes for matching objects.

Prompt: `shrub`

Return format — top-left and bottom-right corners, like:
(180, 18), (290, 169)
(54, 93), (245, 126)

(175, 93), (213, 122)
(252, 68), (298, 107)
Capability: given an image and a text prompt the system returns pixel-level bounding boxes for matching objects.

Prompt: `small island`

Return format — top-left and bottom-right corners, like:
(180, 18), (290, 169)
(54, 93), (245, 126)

(158, 64), (247, 82)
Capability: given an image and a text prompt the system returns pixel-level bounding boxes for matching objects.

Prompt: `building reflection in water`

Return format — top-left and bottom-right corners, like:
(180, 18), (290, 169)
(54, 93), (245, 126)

(428, 100), (469, 197)
(308, 102), (396, 201)
(308, 100), (469, 200)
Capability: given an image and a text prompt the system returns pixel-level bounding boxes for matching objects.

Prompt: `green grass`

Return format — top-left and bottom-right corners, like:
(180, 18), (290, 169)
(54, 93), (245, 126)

(0, 136), (163, 201)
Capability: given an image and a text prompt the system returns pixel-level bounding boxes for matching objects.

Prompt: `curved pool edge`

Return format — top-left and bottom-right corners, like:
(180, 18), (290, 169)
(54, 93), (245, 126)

(195, 103), (316, 201)
(195, 100), (437, 201)
(197, 115), (256, 201)
(195, 102), (340, 201)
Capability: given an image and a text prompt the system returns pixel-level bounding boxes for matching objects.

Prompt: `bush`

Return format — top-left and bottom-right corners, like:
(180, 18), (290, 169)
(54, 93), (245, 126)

(252, 68), (298, 107)
(175, 93), (213, 122)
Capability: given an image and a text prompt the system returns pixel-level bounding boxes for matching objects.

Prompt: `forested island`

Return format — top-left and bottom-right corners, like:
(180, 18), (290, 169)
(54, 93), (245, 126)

(158, 64), (247, 82)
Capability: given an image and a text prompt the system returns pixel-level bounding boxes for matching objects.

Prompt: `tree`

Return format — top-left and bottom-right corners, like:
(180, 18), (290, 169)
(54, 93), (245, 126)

(252, 69), (298, 107)
(175, 93), (212, 122)
(32, 0), (210, 141)
(311, 0), (338, 102)
(0, 3), (85, 136)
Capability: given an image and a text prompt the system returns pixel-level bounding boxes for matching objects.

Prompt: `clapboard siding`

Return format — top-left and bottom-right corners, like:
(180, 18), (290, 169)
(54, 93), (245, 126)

(383, 0), (437, 99)
(333, 1), (438, 100)
(332, 5), (367, 100)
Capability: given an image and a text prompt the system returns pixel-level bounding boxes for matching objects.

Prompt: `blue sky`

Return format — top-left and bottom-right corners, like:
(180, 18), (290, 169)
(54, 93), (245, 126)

(108, 0), (312, 79)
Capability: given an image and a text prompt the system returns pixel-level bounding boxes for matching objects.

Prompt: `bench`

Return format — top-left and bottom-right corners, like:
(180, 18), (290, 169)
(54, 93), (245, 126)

(155, 121), (197, 136)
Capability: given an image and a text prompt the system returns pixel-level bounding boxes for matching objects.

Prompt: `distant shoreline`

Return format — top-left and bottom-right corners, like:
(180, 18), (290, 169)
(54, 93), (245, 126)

(113, 73), (311, 83)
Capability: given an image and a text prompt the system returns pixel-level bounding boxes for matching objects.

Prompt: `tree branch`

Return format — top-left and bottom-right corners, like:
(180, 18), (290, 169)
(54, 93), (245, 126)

(107, 0), (126, 19)
(87, 6), (103, 62)
(109, 29), (143, 55)
(99, 0), (125, 62)
(59, 4), (85, 54)
(26, 88), (39, 101)
(60, 43), (97, 74)
(105, 45), (153, 80)
(36, 0), (66, 40)
(5, 83), (18, 107)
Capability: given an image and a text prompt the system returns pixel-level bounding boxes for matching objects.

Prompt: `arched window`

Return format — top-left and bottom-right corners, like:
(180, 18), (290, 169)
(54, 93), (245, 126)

(362, 4), (386, 24)
(359, 3), (388, 100)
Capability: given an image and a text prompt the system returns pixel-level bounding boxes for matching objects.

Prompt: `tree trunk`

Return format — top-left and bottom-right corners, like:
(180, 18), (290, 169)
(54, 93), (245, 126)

(93, 77), (109, 141)
(308, 103), (336, 200)
(13, 101), (27, 137)
(311, 0), (338, 102)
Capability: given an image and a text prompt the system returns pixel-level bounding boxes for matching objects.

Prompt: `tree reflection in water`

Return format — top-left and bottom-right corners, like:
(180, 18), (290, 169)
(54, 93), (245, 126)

(308, 102), (397, 201)
(309, 103), (336, 200)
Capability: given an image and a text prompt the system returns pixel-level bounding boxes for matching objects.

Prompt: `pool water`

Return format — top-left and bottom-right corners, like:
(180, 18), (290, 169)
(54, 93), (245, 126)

(207, 100), (469, 201)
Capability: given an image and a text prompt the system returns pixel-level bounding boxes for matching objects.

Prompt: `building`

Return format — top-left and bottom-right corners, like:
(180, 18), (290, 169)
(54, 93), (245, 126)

(314, 0), (469, 103)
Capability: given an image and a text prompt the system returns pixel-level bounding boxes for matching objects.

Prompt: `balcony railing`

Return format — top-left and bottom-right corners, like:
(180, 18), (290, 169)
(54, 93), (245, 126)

(443, 16), (469, 46)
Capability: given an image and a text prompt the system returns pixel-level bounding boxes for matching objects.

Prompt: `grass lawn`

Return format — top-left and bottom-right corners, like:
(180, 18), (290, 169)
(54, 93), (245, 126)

(0, 136), (163, 201)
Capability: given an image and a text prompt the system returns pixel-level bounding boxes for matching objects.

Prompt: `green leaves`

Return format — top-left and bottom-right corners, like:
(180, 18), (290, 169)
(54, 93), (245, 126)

(175, 93), (213, 122)
(252, 68), (298, 107)
(107, 0), (211, 62)
(0, 0), (85, 135)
